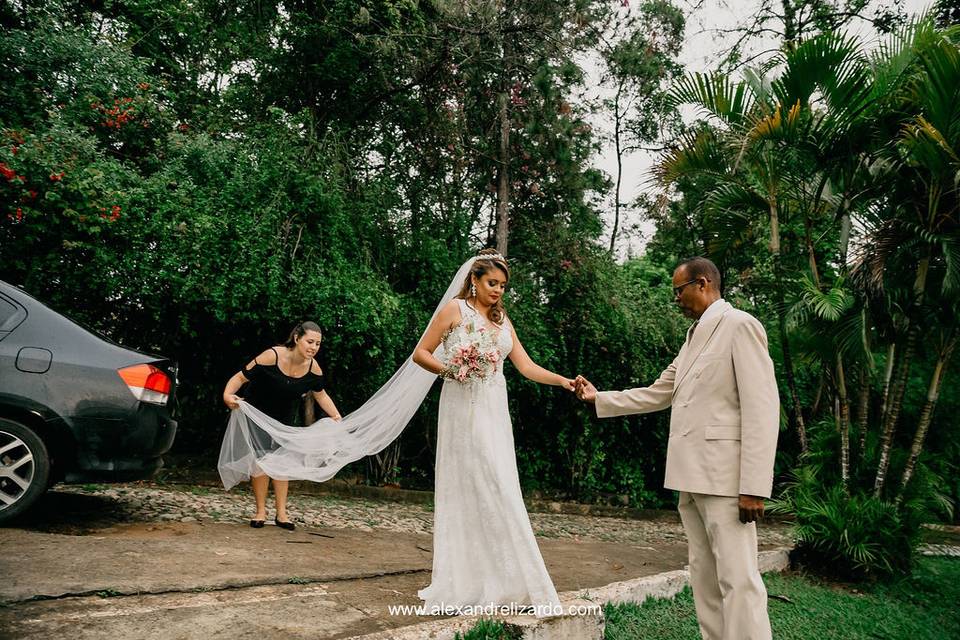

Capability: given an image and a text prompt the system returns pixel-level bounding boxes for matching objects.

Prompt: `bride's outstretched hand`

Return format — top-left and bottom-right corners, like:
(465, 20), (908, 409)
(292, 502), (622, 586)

(574, 375), (598, 403)
(560, 377), (576, 392)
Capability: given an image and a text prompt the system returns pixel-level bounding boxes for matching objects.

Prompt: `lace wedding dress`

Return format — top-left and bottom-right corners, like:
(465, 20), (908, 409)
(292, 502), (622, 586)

(417, 299), (561, 614)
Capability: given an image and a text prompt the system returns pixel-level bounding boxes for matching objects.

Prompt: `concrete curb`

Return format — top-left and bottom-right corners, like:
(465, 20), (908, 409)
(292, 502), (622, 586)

(583, 547), (791, 606)
(349, 609), (606, 640)
(918, 544), (960, 557)
(347, 547), (793, 639)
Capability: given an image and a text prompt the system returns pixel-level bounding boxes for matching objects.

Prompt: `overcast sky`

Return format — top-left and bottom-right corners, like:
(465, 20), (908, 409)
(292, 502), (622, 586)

(586, 0), (937, 258)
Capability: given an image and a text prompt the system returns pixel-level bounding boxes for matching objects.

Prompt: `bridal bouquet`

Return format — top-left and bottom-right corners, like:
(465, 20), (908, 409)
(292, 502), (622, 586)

(441, 322), (501, 383)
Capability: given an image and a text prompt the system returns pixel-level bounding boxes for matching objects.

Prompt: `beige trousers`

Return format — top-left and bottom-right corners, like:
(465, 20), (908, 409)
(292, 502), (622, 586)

(678, 492), (772, 640)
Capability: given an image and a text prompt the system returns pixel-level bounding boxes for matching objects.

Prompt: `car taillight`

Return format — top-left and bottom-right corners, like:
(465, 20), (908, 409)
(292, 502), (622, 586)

(117, 364), (171, 405)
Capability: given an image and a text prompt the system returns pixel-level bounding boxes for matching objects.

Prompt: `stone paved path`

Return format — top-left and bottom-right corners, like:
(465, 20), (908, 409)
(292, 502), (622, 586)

(45, 482), (795, 547)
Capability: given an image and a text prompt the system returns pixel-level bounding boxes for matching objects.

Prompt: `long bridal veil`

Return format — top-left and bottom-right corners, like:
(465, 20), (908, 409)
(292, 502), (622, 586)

(217, 257), (476, 489)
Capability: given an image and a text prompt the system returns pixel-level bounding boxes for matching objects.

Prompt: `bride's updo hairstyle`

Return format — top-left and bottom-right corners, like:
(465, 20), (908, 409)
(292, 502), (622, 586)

(458, 248), (510, 325)
(285, 321), (322, 348)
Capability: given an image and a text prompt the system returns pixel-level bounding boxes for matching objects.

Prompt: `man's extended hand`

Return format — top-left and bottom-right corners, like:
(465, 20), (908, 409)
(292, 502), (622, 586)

(738, 494), (765, 523)
(574, 375), (597, 404)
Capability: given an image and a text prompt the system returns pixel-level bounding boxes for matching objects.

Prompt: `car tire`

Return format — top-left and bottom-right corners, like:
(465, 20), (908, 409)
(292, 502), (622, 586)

(0, 418), (51, 524)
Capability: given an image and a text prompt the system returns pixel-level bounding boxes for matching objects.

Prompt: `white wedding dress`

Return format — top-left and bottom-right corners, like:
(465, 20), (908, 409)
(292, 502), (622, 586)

(418, 299), (561, 614)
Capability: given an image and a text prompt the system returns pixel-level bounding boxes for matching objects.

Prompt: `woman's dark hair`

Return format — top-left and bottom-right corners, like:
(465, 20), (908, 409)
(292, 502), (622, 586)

(457, 248), (510, 324)
(285, 321), (322, 348)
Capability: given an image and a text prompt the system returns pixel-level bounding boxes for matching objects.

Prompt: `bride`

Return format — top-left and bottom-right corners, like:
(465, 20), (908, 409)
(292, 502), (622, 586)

(217, 249), (572, 615)
(412, 249), (573, 614)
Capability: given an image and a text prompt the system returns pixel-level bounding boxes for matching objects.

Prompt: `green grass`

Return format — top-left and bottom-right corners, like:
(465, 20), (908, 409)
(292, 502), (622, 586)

(604, 557), (960, 640)
(454, 618), (521, 640)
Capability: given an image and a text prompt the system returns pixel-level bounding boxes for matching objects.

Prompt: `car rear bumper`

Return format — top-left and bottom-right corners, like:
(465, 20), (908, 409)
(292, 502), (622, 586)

(63, 404), (177, 482)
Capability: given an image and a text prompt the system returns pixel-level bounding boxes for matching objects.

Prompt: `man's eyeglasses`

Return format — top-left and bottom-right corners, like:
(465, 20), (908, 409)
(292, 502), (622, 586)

(672, 278), (701, 297)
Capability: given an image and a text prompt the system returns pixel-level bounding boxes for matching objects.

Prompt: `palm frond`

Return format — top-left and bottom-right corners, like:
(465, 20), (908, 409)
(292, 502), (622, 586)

(899, 115), (960, 175)
(700, 183), (759, 258)
(654, 128), (729, 184)
(668, 72), (756, 128)
(804, 275), (854, 322)
(774, 31), (872, 133)
(912, 37), (960, 147)
(943, 235), (960, 294)
(746, 99), (805, 144)
(741, 62), (777, 108)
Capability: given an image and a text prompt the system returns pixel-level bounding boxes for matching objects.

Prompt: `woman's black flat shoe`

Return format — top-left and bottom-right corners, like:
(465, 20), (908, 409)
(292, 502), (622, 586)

(274, 518), (296, 531)
(250, 519), (265, 528)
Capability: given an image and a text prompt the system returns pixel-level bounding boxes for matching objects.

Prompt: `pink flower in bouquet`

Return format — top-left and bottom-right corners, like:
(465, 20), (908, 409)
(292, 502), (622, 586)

(443, 322), (502, 384)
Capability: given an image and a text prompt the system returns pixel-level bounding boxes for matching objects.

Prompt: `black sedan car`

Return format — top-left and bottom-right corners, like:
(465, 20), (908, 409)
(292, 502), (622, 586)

(0, 280), (177, 523)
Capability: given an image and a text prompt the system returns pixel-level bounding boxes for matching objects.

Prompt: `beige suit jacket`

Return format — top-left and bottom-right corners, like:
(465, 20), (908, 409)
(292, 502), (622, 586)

(595, 301), (779, 498)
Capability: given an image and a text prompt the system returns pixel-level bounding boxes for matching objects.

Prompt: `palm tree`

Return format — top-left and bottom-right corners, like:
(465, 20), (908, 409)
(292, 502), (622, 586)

(659, 19), (959, 508)
(657, 32), (881, 454)
(867, 22), (960, 497)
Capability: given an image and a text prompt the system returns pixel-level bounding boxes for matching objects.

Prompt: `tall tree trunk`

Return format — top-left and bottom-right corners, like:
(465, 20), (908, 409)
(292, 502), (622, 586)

(495, 89), (510, 255)
(781, 0), (799, 43)
(804, 215), (821, 287)
(609, 82), (624, 254)
(835, 357), (850, 492)
(775, 268), (807, 452)
(874, 327), (918, 496)
(879, 342), (896, 425)
(770, 199), (808, 452)
(856, 367), (870, 457)
(876, 253), (931, 496)
(895, 344), (953, 505)
(811, 368), (825, 417)
(494, 5), (512, 256)
(838, 210), (852, 265)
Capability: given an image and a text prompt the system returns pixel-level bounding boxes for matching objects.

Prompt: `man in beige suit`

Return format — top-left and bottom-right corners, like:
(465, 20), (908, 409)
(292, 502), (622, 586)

(575, 257), (778, 640)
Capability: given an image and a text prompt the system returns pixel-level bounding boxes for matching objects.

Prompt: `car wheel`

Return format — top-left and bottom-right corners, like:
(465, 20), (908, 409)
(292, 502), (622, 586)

(0, 418), (51, 523)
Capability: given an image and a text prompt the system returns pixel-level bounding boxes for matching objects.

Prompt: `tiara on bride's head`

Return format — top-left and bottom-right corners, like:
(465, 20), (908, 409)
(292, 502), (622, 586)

(474, 252), (506, 263)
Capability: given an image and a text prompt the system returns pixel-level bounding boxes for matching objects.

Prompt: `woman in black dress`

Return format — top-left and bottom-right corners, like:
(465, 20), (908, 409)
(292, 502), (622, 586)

(222, 321), (341, 529)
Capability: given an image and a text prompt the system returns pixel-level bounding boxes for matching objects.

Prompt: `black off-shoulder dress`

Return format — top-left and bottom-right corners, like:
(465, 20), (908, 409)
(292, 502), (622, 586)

(242, 347), (325, 426)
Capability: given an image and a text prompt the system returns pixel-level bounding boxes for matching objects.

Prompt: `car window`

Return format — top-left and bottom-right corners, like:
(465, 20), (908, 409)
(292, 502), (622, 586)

(0, 295), (26, 331)
(2, 285), (129, 348)
(0, 297), (16, 323)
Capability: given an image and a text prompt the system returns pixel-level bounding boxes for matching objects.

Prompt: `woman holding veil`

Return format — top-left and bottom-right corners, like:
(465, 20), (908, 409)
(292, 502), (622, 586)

(218, 249), (572, 615)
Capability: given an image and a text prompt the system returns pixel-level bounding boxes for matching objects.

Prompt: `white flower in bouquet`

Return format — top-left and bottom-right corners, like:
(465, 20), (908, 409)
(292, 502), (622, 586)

(443, 322), (501, 383)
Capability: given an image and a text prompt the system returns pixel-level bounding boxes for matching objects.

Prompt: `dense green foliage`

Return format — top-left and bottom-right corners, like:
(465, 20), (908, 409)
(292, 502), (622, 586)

(0, 0), (687, 505)
(604, 557), (960, 639)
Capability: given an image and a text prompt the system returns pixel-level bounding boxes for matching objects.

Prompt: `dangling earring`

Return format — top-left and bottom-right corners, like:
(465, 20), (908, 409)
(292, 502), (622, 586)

(470, 283), (477, 298)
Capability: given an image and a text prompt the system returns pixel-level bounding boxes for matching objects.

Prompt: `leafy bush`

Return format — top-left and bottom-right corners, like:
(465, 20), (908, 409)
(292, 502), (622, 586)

(770, 465), (952, 579)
